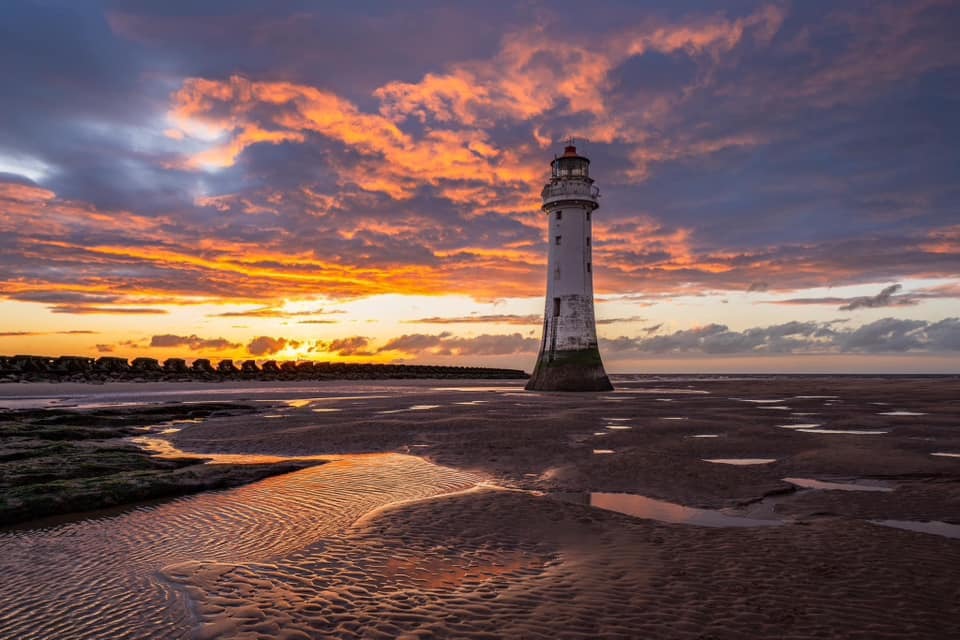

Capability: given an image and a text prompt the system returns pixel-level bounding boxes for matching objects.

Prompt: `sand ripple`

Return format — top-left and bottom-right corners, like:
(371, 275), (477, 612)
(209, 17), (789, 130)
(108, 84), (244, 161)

(0, 454), (480, 640)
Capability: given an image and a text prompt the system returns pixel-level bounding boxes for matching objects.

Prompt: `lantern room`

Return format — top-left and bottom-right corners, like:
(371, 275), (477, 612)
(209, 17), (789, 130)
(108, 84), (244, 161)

(551, 145), (590, 179)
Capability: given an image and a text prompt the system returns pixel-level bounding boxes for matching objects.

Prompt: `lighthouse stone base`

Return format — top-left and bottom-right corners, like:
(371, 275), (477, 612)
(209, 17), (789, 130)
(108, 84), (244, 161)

(525, 346), (614, 392)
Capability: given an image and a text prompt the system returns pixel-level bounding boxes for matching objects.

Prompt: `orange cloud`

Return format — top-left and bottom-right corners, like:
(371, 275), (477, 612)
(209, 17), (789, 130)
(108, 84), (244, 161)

(165, 5), (786, 205)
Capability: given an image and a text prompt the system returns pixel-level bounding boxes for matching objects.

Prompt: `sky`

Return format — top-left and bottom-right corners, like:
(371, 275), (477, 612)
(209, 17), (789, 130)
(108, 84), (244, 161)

(1, 0), (958, 373)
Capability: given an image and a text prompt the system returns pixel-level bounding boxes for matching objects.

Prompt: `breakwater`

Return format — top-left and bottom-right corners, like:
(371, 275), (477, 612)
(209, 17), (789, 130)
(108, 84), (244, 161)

(0, 355), (528, 383)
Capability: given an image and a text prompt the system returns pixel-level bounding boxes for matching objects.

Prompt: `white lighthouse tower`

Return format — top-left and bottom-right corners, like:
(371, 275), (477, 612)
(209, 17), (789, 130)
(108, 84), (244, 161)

(526, 144), (613, 391)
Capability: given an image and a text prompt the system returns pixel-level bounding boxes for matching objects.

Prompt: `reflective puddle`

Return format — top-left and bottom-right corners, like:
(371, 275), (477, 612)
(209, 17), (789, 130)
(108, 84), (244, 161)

(796, 428), (888, 435)
(615, 389), (709, 395)
(777, 423), (822, 429)
(378, 404), (442, 414)
(431, 386), (521, 392)
(878, 411), (927, 416)
(704, 458), (776, 465)
(688, 434), (719, 438)
(580, 492), (781, 527)
(932, 452), (960, 458)
(593, 449), (615, 454)
(731, 398), (787, 404)
(871, 520), (960, 539)
(783, 477), (893, 492)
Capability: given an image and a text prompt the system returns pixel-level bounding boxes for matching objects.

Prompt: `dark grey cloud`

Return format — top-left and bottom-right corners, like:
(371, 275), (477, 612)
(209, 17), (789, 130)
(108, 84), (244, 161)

(379, 332), (537, 356)
(602, 317), (960, 355)
(838, 284), (915, 311)
(51, 306), (168, 315)
(768, 282), (960, 309)
(0, 330), (98, 337)
(597, 316), (646, 325)
(150, 334), (240, 350)
(314, 336), (373, 356)
(407, 315), (541, 325)
(379, 333), (453, 353)
(210, 306), (346, 318)
(247, 335), (291, 356)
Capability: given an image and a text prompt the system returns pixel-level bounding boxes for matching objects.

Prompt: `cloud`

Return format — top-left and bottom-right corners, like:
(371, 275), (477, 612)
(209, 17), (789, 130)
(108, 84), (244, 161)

(597, 316), (646, 325)
(408, 314), (540, 325)
(770, 281), (960, 309)
(210, 306), (345, 318)
(50, 306), (169, 315)
(839, 317), (926, 352)
(314, 336), (373, 356)
(602, 317), (960, 355)
(378, 332), (538, 356)
(0, 330), (98, 337)
(838, 284), (915, 311)
(247, 336), (289, 356)
(747, 282), (769, 292)
(150, 334), (241, 351)
(1, 2), (959, 316)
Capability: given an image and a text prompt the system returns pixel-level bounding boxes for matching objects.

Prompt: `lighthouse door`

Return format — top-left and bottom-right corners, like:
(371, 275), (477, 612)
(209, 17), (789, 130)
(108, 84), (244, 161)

(548, 297), (560, 360)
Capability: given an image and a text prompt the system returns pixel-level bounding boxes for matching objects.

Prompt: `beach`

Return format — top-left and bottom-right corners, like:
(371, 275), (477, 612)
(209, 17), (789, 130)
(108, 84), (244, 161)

(1, 376), (958, 639)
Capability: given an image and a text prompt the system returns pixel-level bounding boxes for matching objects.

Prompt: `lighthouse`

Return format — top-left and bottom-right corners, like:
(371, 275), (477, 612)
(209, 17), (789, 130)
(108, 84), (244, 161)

(526, 145), (613, 392)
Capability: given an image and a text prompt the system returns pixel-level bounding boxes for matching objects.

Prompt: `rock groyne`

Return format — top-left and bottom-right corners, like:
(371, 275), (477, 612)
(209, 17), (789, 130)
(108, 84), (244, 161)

(0, 354), (529, 383)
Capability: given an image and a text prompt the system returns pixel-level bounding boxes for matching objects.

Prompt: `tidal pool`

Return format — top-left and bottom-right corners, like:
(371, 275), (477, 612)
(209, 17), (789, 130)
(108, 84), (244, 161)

(783, 477), (894, 492)
(796, 428), (888, 435)
(585, 492), (781, 528)
(871, 520), (960, 539)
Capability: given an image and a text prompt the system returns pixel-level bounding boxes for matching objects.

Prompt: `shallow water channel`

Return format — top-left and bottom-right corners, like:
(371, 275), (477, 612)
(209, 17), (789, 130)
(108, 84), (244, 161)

(0, 454), (481, 639)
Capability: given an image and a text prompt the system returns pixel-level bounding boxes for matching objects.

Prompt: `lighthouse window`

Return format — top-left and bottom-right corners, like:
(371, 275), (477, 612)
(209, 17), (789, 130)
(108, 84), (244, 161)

(553, 297), (561, 317)
(587, 262), (592, 272)
(586, 211), (591, 221)
(586, 236), (591, 246)
(554, 267), (561, 280)
(555, 235), (562, 245)
(555, 211), (562, 220)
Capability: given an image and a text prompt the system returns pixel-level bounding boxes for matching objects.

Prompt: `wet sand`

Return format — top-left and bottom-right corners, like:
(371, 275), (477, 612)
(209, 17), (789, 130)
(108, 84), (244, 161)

(1, 376), (959, 638)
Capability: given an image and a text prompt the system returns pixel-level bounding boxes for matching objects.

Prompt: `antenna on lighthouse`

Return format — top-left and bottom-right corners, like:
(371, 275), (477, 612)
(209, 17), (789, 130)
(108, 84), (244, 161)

(559, 135), (591, 157)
